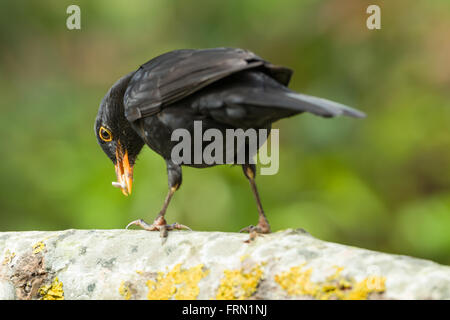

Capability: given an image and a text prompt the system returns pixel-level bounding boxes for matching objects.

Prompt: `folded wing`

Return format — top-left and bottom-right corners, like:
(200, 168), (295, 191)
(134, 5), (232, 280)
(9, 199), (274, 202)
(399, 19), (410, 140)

(123, 48), (293, 122)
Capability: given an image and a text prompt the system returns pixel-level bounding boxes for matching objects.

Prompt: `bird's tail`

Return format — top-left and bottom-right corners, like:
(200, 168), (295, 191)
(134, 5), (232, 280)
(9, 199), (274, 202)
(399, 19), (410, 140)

(283, 91), (366, 118)
(198, 70), (366, 128)
(241, 89), (366, 119)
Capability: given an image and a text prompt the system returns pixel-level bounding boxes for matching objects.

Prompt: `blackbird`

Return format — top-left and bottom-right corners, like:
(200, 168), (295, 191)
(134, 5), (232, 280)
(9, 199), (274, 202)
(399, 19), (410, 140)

(95, 47), (365, 239)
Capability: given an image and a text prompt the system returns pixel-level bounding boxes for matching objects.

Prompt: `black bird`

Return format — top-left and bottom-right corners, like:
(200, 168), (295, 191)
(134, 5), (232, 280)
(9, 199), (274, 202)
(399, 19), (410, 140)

(95, 48), (365, 239)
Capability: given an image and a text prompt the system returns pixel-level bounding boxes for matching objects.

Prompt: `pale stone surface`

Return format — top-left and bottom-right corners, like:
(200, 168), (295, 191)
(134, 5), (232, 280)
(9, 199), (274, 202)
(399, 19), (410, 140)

(0, 229), (449, 300)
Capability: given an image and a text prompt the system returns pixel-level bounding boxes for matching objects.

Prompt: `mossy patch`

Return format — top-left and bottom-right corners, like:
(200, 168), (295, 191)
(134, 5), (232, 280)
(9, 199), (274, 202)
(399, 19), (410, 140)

(274, 265), (385, 300)
(146, 264), (208, 300)
(9, 251), (47, 300)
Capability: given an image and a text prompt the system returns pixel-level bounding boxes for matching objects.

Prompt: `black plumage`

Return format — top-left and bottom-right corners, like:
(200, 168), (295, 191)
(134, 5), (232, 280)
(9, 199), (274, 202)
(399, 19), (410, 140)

(94, 47), (365, 239)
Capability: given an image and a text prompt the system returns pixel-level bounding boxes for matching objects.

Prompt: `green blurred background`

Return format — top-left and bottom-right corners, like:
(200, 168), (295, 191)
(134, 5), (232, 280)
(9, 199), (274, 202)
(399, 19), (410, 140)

(0, 0), (449, 264)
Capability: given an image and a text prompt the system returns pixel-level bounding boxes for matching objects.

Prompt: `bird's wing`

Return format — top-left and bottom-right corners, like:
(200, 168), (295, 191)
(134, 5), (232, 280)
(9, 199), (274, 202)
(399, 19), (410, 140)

(123, 48), (292, 122)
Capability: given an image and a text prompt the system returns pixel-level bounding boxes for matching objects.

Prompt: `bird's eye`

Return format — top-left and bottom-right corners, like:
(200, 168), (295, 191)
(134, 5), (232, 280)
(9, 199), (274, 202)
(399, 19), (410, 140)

(99, 126), (112, 142)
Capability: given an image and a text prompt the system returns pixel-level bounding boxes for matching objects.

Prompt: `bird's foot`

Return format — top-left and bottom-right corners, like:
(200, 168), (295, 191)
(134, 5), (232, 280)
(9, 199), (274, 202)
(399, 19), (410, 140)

(239, 222), (271, 243)
(126, 216), (191, 238)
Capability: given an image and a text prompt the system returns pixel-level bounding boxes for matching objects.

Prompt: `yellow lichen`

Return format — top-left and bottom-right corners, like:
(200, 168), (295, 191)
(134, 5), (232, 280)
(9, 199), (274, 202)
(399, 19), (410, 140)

(274, 265), (386, 300)
(216, 264), (264, 300)
(240, 254), (250, 262)
(119, 281), (132, 300)
(327, 266), (344, 281)
(146, 264), (208, 300)
(2, 250), (15, 265)
(32, 241), (45, 254)
(346, 276), (386, 300)
(39, 277), (64, 300)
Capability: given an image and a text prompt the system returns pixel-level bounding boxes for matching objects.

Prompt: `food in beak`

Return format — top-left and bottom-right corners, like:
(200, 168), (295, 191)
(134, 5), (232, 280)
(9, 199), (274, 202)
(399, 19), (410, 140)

(113, 143), (133, 196)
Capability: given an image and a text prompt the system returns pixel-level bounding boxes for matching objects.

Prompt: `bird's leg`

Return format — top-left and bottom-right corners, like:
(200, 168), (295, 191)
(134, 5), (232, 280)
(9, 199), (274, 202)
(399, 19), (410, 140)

(126, 161), (191, 237)
(240, 164), (271, 242)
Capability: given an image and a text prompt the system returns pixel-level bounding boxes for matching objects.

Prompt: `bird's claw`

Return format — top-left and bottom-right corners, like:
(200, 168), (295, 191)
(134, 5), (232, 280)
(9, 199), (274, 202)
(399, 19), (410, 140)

(239, 224), (270, 243)
(166, 222), (192, 231)
(126, 219), (154, 230)
(239, 225), (255, 233)
(126, 218), (191, 238)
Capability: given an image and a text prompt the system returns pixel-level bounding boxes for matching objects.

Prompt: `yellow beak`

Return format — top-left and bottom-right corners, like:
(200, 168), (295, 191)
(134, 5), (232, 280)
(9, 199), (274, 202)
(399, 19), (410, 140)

(113, 143), (133, 196)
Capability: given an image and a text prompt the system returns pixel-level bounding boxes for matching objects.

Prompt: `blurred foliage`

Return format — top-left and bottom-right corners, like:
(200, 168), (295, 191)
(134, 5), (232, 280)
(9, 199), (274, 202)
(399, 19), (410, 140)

(0, 0), (449, 264)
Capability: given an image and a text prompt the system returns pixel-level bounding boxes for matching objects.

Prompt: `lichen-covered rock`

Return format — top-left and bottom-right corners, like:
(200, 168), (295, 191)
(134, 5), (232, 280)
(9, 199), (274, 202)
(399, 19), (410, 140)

(0, 229), (449, 300)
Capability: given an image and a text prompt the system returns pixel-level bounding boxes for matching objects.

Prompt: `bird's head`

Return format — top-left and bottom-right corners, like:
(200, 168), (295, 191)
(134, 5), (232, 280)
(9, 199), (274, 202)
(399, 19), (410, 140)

(95, 72), (144, 196)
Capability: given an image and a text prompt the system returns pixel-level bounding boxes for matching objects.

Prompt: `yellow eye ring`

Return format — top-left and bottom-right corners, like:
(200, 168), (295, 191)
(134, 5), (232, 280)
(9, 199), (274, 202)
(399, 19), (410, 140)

(99, 126), (113, 142)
